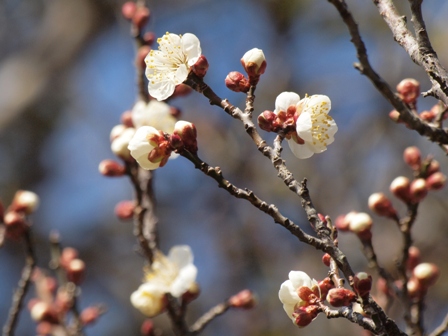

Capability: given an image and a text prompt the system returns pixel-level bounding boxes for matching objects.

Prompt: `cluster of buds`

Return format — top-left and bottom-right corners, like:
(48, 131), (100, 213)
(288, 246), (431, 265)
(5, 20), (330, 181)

(228, 289), (257, 310)
(28, 264), (102, 333)
(419, 102), (448, 123)
(335, 212), (373, 242)
(407, 261), (440, 299)
(226, 48), (266, 92)
(257, 108), (295, 134)
(121, 2), (151, 33)
(1, 190), (39, 241)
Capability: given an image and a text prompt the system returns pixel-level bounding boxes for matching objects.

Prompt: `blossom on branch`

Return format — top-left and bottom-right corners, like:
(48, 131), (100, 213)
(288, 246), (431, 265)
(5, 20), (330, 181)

(131, 245), (198, 317)
(278, 271), (320, 327)
(145, 32), (202, 101)
(131, 100), (177, 132)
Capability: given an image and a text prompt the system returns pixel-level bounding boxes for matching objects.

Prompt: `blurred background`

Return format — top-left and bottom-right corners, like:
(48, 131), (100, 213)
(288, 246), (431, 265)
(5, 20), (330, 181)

(1, 0), (448, 335)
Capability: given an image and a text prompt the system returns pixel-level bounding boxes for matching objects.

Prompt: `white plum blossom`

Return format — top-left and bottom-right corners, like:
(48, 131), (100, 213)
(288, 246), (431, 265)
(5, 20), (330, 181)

(131, 245), (198, 317)
(111, 127), (136, 159)
(145, 32), (202, 101)
(131, 100), (176, 132)
(278, 271), (319, 322)
(273, 92), (338, 159)
(127, 126), (165, 170)
(241, 48), (266, 76)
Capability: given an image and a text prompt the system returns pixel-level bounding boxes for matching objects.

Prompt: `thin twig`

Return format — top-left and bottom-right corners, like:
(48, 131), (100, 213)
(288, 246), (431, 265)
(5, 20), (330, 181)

(428, 312), (448, 336)
(189, 302), (231, 335)
(2, 230), (36, 336)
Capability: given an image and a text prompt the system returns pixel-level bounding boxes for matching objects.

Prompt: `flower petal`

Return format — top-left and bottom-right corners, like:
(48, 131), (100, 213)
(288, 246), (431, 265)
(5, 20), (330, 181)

(147, 79), (176, 101)
(303, 94), (331, 115)
(168, 245), (194, 269)
(170, 264), (198, 297)
(182, 33), (202, 66)
(296, 112), (313, 141)
(289, 271), (314, 289)
(279, 280), (299, 321)
(274, 92), (301, 114)
(288, 139), (314, 159)
(130, 282), (167, 317)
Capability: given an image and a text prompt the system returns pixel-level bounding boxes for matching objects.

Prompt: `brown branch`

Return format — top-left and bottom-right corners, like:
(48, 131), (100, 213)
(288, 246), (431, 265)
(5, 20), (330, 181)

(189, 302), (231, 335)
(327, 0), (448, 145)
(319, 303), (377, 333)
(2, 230), (36, 336)
(164, 294), (190, 336)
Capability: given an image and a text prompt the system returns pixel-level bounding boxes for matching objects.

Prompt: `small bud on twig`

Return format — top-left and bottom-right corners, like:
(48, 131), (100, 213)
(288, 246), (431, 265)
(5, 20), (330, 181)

(225, 71), (250, 93)
(397, 78), (420, 105)
(326, 288), (357, 307)
(99, 159), (126, 177)
(353, 272), (372, 298)
(403, 146), (421, 170)
(368, 192), (397, 218)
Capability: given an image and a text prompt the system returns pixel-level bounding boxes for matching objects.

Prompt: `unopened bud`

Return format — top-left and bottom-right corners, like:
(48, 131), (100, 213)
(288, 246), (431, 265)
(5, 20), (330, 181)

(318, 278), (334, 300)
(292, 305), (319, 328)
(326, 288), (357, 307)
(353, 272), (372, 298)
(413, 263), (439, 288)
(368, 193), (397, 218)
(121, 2), (137, 20)
(322, 253), (331, 267)
(390, 176), (411, 203)
(99, 159), (126, 177)
(36, 322), (53, 335)
(110, 124), (127, 142)
(80, 306), (102, 325)
(114, 200), (135, 220)
(257, 110), (276, 132)
(420, 110), (436, 122)
(169, 106), (181, 119)
(407, 276), (423, 298)
(228, 289), (256, 309)
(389, 110), (401, 123)
(426, 159), (440, 176)
(397, 78), (420, 105)
(4, 211), (28, 240)
(348, 212), (372, 240)
(60, 247), (79, 269)
(30, 301), (58, 323)
(192, 55), (209, 78)
(11, 190), (39, 214)
(141, 319), (155, 336)
(172, 84), (192, 97)
(241, 48), (266, 81)
(132, 7), (150, 30)
(407, 246), (421, 271)
(426, 172), (446, 190)
(66, 259), (86, 285)
(334, 214), (352, 232)
(173, 121), (197, 154)
(225, 71), (250, 93)
(409, 178), (428, 203)
(111, 128), (135, 160)
(403, 146), (421, 170)
(121, 110), (134, 128)
(143, 32), (156, 46)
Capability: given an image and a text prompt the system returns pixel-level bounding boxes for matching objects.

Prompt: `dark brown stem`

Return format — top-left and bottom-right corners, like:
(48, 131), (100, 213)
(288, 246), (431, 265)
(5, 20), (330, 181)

(189, 302), (231, 335)
(2, 230), (36, 336)
(327, 0), (448, 145)
(319, 302), (377, 333)
(165, 295), (190, 336)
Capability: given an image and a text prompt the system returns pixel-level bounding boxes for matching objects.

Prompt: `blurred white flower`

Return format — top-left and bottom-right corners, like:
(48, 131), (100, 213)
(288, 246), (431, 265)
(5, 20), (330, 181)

(111, 127), (136, 159)
(131, 100), (176, 132)
(127, 126), (167, 170)
(278, 271), (319, 323)
(145, 32), (201, 101)
(131, 245), (198, 317)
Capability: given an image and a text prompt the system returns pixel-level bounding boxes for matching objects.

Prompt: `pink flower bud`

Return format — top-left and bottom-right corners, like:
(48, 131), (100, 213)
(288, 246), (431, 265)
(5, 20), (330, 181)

(4, 211), (28, 240)
(318, 278), (334, 300)
(292, 305), (320, 328)
(409, 178), (428, 203)
(407, 246), (421, 271)
(173, 121), (198, 154)
(141, 320), (155, 336)
(322, 253), (331, 267)
(326, 288), (357, 307)
(389, 110), (401, 123)
(192, 55), (209, 78)
(413, 263), (439, 288)
(353, 272), (372, 298)
(36, 322), (53, 335)
(228, 289), (256, 309)
(132, 7), (150, 30)
(426, 172), (446, 190)
(296, 286), (319, 304)
(172, 84), (192, 97)
(407, 276), (423, 298)
(121, 2), (137, 20)
(10, 190), (40, 214)
(419, 110), (436, 122)
(403, 146), (421, 170)
(170, 106), (181, 118)
(397, 78), (420, 105)
(368, 192), (397, 218)
(60, 247), (79, 269)
(114, 200), (135, 220)
(390, 176), (411, 203)
(110, 124), (126, 142)
(241, 48), (266, 81)
(66, 258), (85, 285)
(99, 159), (126, 177)
(257, 110), (276, 132)
(121, 110), (134, 128)
(143, 32), (156, 46)
(30, 301), (58, 323)
(348, 212), (373, 241)
(334, 214), (351, 232)
(55, 288), (73, 312)
(80, 306), (102, 325)
(225, 71), (250, 93)
(427, 159), (440, 175)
